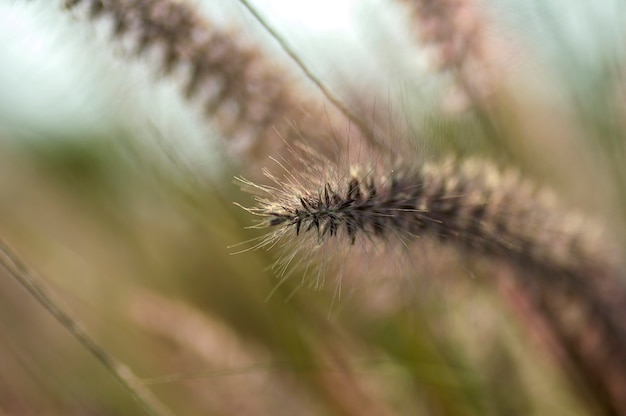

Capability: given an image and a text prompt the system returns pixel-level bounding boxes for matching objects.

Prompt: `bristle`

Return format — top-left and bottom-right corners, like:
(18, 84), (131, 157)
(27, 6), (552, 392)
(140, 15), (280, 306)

(247, 159), (598, 269)
(239, 156), (626, 413)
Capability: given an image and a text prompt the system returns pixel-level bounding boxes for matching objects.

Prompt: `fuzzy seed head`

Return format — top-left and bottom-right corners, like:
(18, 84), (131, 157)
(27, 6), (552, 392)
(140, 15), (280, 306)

(238, 156), (621, 283)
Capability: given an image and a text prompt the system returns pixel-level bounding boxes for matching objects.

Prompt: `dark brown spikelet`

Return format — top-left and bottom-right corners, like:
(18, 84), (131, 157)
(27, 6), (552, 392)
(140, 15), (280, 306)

(63, 0), (372, 164)
(239, 157), (626, 414)
(243, 158), (609, 271)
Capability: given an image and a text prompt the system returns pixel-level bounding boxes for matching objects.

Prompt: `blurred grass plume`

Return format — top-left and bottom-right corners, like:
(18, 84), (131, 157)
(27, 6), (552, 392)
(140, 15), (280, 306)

(1, 0), (626, 415)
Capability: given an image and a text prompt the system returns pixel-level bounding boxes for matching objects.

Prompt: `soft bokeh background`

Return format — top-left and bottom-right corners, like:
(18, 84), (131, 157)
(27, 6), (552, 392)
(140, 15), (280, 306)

(0, 1), (625, 414)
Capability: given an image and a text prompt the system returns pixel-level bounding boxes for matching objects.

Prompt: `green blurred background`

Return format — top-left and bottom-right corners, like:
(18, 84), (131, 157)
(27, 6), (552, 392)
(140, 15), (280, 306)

(0, 1), (625, 414)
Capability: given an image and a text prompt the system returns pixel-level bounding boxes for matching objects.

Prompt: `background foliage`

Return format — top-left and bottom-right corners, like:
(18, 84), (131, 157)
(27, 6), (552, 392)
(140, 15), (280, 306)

(0, 1), (625, 414)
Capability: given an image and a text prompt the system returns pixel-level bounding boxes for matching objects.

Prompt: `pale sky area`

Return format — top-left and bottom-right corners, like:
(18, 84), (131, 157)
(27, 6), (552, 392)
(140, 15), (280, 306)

(0, 0), (623, 173)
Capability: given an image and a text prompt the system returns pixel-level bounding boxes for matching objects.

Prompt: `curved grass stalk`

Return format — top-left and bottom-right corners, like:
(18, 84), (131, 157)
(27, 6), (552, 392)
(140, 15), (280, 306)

(239, 155), (626, 414)
(0, 237), (174, 416)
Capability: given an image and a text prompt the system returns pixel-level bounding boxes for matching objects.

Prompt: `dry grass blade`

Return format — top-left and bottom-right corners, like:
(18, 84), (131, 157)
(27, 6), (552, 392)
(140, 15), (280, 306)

(236, 0), (387, 153)
(0, 237), (175, 416)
